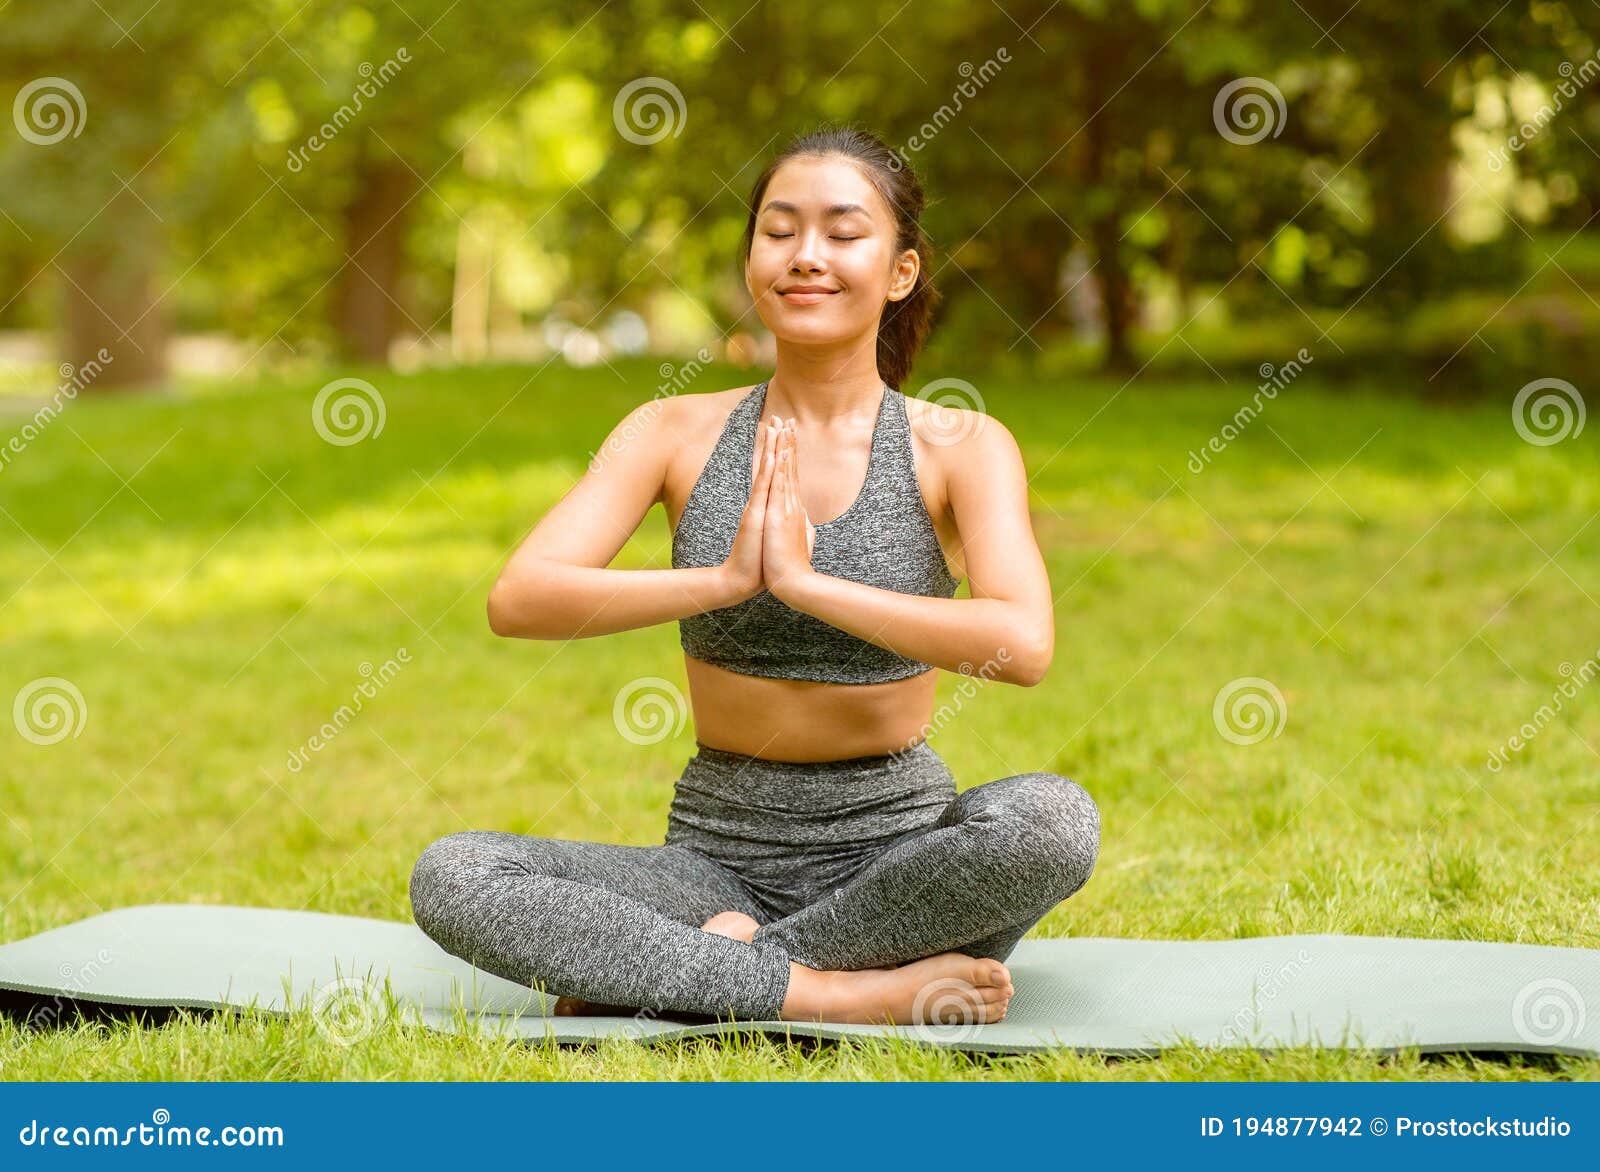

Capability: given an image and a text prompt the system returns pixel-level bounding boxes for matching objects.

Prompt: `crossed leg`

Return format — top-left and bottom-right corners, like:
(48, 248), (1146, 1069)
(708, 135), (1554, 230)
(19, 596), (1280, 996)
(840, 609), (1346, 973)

(747, 771), (1101, 972)
(408, 831), (794, 1020)
(408, 772), (1100, 1026)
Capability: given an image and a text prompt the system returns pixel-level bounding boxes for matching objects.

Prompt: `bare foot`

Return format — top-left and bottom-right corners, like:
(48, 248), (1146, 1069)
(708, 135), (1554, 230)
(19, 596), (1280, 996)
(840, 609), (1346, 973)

(781, 951), (1014, 1026)
(700, 910), (759, 943)
(551, 994), (639, 1017)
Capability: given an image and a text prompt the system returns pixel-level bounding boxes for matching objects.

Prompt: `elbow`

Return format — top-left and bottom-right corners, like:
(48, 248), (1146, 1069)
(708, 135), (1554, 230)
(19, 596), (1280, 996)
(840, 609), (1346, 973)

(486, 579), (526, 638)
(1003, 631), (1053, 687)
(1009, 656), (1050, 688)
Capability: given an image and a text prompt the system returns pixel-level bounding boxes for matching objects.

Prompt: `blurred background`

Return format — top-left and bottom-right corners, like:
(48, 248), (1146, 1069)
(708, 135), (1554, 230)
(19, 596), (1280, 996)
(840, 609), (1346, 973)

(2, 0), (1597, 395)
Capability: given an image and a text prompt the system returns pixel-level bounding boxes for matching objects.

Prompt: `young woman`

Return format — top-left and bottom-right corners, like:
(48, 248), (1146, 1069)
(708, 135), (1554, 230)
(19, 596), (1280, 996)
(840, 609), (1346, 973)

(408, 125), (1100, 1028)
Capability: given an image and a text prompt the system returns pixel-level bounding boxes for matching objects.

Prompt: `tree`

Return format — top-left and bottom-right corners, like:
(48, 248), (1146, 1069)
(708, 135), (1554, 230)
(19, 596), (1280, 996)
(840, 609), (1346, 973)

(0, 2), (245, 388)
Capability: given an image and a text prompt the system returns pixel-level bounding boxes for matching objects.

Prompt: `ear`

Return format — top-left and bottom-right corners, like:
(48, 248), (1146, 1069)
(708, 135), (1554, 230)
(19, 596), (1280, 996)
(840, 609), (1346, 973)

(886, 247), (920, 303)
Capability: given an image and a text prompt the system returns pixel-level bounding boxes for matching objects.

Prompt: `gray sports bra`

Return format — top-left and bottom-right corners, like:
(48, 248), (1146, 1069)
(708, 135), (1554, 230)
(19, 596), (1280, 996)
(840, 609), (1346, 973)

(671, 378), (961, 684)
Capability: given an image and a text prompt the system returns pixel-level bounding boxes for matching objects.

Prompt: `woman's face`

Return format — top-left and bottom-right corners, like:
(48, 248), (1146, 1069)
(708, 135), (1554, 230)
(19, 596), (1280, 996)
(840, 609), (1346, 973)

(745, 154), (919, 348)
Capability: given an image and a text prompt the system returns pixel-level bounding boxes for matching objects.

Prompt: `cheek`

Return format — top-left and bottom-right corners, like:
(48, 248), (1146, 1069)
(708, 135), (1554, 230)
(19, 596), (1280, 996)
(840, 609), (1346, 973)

(748, 249), (787, 288)
(840, 249), (893, 294)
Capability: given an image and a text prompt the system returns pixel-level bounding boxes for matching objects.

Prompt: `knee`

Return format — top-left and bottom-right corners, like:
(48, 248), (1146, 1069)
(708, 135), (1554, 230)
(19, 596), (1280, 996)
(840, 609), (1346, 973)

(994, 772), (1101, 898)
(408, 830), (492, 934)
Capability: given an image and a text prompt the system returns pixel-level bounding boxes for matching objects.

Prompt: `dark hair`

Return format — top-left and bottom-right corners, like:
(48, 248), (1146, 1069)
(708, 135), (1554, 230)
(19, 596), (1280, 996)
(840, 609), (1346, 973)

(740, 123), (941, 390)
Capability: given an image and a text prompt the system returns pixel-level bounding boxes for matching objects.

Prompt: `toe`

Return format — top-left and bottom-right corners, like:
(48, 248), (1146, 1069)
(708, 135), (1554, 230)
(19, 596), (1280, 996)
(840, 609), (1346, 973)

(974, 958), (1010, 987)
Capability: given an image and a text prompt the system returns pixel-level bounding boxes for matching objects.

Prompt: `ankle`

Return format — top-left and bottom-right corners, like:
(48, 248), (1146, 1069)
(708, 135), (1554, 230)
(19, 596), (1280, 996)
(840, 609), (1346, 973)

(779, 961), (835, 1021)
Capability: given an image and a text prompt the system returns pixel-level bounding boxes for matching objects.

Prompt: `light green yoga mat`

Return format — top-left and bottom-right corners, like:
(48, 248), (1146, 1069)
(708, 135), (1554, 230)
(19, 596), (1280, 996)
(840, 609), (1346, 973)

(2, 904), (1596, 1057)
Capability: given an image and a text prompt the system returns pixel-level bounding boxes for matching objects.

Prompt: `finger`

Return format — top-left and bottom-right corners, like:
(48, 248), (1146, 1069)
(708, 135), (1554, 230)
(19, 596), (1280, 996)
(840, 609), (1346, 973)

(756, 419), (778, 488)
(785, 422), (798, 485)
(767, 435), (787, 507)
(781, 425), (796, 497)
(750, 421), (778, 514)
(783, 420), (797, 484)
(784, 437), (799, 512)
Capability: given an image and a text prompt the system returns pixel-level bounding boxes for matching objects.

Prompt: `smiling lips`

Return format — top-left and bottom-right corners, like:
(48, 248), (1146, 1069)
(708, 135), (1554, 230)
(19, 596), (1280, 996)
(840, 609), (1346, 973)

(778, 285), (839, 304)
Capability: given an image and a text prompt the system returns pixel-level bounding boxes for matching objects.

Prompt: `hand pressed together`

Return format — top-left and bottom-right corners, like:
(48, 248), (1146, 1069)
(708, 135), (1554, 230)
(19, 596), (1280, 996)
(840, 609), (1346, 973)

(723, 415), (817, 603)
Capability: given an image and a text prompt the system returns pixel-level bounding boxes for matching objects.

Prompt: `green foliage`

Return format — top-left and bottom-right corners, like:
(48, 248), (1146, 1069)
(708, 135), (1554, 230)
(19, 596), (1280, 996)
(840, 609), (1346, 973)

(0, 2), (1596, 379)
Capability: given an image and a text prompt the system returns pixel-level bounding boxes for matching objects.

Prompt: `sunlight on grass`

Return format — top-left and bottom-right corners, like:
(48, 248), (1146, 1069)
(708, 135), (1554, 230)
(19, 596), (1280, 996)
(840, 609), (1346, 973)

(2, 358), (1597, 1080)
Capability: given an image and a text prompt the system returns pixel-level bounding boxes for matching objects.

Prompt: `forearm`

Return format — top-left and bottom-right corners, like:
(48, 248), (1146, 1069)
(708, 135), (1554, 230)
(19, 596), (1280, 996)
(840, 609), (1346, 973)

(488, 559), (745, 640)
(776, 571), (1050, 685)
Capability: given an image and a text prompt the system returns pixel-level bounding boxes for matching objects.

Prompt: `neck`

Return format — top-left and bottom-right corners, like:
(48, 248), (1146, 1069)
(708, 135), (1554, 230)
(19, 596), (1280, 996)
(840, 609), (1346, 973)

(766, 339), (885, 425)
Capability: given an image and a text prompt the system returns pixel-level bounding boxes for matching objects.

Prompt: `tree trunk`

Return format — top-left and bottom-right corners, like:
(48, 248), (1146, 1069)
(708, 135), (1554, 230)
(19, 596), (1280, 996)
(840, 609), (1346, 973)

(1089, 215), (1137, 373)
(451, 211), (491, 363)
(1083, 46), (1138, 374)
(1007, 213), (1075, 349)
(334, 157), (419, 364)
(58, 185), (169, 390)
(1366, 56), (1457, 309)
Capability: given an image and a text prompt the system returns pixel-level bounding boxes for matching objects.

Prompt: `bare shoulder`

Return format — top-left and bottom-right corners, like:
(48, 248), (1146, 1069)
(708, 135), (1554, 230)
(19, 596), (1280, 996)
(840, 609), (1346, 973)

(656, 381), (762, 454)
(670, 381), (759, 427)
(600, 381), (751, 454)
(902, 389), (1023, 485)
(653, 381), (763, 508)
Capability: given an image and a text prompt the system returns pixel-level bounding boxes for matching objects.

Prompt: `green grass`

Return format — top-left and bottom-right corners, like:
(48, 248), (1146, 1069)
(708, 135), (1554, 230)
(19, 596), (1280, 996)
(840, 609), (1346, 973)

(1, 358), (1597, 1080)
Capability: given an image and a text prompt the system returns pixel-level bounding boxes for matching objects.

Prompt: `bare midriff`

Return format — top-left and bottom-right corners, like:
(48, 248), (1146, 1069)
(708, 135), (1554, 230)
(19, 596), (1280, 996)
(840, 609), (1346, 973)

(684, 653), (940, 762)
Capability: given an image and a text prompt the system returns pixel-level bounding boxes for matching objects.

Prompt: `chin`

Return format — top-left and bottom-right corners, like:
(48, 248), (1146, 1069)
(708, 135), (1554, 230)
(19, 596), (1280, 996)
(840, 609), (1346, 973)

(772, 325), (856, 347)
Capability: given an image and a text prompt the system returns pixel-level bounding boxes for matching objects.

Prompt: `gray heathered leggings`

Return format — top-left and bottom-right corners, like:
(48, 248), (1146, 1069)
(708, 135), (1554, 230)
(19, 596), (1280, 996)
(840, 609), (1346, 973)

(408, 739), (1100, 1022)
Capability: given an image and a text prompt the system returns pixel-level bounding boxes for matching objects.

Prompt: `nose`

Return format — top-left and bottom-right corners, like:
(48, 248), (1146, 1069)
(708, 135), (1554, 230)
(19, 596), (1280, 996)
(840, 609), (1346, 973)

(788, 229), (826, 274)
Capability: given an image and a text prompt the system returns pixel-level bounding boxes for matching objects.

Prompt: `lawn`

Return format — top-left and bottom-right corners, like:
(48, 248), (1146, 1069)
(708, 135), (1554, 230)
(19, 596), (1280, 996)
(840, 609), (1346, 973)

(1, 357), (1596, 1080)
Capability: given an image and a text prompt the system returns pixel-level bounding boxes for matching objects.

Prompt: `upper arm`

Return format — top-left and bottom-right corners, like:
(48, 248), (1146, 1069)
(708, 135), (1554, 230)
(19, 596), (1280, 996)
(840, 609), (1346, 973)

(496, 396), (680, 577)
(938, 412), (1054, 658)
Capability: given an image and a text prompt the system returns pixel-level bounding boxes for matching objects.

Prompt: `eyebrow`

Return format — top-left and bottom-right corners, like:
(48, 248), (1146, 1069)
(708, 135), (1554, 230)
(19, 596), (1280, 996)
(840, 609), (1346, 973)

(759, 200), (872, 218)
